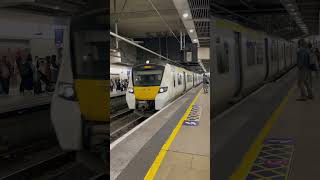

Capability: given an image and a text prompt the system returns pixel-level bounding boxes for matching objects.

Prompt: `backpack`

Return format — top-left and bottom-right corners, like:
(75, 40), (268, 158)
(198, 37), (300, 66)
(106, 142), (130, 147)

(309, 51), (319, 71)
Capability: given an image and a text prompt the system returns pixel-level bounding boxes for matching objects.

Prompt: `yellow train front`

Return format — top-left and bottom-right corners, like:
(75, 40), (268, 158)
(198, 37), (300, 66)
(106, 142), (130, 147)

(126, 63), (202, 113)
(50, 10), (107, 153)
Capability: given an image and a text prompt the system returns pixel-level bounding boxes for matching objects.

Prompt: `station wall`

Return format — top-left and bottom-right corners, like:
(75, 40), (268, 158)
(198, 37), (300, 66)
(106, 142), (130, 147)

(0, 10), (69, 94)
(110, 64), (131, 80)
(0, 10), (69, 63)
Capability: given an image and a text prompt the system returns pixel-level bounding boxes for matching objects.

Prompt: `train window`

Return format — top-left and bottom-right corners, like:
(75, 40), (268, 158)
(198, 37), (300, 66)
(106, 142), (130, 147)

(279, 44), (283, 61)
(173, 73), (176, 87)
(223, 41), (230, 72)
(187, 74), (192, 82)
(217, 41), (229, 74)
(247, 41), (256, 66)
(256, 43), (263, 64)
(178, 73), (182, 85)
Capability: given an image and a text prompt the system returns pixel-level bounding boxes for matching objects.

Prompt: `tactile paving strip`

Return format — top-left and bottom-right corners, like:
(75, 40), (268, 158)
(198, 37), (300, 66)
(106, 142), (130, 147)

(246, 138), (294, 180)
(183, 104), (201, 126)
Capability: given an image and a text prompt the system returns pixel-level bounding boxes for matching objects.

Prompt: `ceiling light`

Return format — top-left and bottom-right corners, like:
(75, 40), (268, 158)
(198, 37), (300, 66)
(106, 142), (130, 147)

(193, 39), (198, 43)
(189, 29), (194, 33)
(182, 13), (189, 18)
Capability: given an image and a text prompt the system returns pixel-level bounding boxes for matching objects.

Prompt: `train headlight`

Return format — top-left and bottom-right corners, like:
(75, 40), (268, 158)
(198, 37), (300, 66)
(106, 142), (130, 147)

(128, 87), (134, 94)
(159, 87), (168, 93)
(58, 82), (76, 100)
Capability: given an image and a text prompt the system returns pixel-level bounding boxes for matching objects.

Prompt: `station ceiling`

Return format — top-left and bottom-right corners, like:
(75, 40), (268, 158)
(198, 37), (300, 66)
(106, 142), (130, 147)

(211, 0), (320, 40)
(0, 0), (101, 16)
(110, 0), (184, 39)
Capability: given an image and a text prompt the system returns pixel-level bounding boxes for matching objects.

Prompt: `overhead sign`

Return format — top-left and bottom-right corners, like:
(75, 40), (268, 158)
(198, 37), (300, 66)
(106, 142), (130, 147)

(55, 29), (64, 48)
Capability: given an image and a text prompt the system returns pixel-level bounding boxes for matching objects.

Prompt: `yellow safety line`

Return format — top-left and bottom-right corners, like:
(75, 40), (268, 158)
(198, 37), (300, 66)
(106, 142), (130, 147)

(230, 86), (296, 180)
(144, 90), (202, 180)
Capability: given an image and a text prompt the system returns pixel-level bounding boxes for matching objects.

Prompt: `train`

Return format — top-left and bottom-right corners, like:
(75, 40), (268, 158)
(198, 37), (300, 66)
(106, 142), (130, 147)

(50, 9), (107, 153)
(126, 63), (202, 112)
(211, 17), (298, 115)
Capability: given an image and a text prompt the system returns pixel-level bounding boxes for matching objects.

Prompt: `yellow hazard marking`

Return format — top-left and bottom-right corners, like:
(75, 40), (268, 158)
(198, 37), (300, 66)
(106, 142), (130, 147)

(144, 90), (201, 180)
(230, 86), (296, 180)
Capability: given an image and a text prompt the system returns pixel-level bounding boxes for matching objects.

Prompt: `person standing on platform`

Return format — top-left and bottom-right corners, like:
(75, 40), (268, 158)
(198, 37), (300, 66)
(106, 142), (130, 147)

(0, 56), (11, 95)
(297, 39), (313, 101)
(16, 53), (33, 95)
(203, 73), (209, 93)
(315, 48), (320, 78)
(50, 55), (59, 83)
(307, 43), (319, 85)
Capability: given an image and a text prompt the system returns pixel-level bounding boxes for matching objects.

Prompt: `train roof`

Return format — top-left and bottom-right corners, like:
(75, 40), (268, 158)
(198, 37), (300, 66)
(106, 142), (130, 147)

(213, 16), (295, 43)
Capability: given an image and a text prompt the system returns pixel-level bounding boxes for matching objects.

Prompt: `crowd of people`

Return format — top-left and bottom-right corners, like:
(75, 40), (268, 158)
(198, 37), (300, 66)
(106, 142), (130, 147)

(110, 79), (128, 92)
(0, 52), (59, 95)
(297, 39), (320, 101)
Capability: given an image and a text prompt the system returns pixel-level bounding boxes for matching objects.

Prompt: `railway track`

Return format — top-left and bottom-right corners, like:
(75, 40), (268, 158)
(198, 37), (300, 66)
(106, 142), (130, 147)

(1, 148), (106, 180)
(110, 109), (148, 143)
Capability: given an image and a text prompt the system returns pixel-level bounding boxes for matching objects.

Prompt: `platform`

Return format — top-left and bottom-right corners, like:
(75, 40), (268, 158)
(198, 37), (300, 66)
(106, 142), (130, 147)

(110, 91), (126, 98)
(110, 85), (208, 180)
(153, 88), (210, 180)
(0, 94), (51, 114)
(213, 68), (297, 180)
(250, 75), (320, 179)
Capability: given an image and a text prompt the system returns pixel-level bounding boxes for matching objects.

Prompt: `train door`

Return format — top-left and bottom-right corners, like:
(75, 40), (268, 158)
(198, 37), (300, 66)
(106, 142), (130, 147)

(183, 71), (187, 91)
(276, 41), (280, 73)
(264, 38), (269, 80)
(233, 31), (242, 96)
(284, 42), (287, 68)
(193, 73), (195, 87)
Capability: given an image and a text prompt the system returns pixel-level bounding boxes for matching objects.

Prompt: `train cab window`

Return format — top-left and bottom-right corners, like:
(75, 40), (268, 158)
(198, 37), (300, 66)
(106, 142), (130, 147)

(217, 40), (229, 74)
(72, 31), (107, 79)
(247, 41), (256, 66)
(132, 67), (164, 86)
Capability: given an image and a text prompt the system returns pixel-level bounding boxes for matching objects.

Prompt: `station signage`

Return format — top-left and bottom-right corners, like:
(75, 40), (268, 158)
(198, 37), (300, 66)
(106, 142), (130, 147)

(55, 29), (64, 48)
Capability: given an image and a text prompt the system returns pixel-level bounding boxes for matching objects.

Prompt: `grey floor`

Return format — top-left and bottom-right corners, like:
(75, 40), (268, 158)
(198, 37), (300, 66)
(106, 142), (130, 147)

(268, 75), (320, 179)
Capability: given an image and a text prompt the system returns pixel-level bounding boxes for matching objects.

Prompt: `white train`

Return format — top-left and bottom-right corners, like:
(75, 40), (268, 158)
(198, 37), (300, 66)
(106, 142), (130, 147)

(126, 63), (202, 112)
(211, 17), (298, 115)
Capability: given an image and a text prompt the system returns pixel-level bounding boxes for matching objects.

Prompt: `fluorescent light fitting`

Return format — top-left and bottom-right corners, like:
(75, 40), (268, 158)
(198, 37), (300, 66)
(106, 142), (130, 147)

(182, 13), (189, 18)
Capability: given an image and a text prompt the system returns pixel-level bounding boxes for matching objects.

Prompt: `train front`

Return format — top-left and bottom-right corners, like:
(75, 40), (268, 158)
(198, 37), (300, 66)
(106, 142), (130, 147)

(126, 64), (167, 113)
(50, 10), (107, 154)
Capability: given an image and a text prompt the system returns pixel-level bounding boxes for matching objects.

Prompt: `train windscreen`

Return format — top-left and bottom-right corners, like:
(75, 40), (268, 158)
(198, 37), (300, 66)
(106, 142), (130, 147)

(70, 12), (107, 80)
(72, 31), (107, 79)
(133, 69), (164, 86)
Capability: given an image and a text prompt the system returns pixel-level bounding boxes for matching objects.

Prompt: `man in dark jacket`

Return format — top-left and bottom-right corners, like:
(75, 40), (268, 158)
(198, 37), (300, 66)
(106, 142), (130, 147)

(203, 74), (209, 93)
(297, 39), (313, 100)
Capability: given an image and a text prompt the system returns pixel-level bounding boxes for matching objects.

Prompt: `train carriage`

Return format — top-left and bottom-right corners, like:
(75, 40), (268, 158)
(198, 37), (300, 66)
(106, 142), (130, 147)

(126, 63), (202, 112)
(211, 17), (297, 115)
